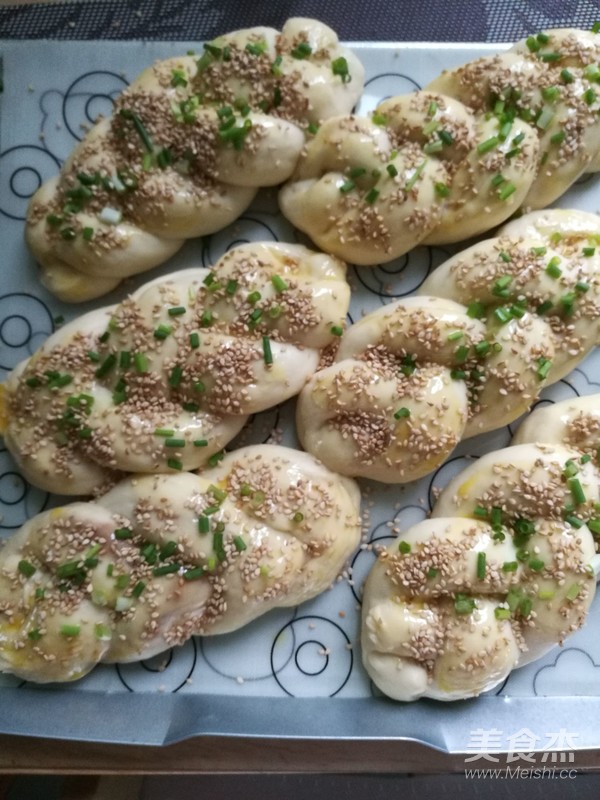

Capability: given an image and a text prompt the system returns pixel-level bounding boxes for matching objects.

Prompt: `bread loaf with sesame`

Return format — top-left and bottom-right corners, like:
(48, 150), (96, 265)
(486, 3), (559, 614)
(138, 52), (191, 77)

(361, 441), (599, 701)
(1, 242), (350, 494)
(280, 28), (600, 266)
(296, 209), (600, 482)
(0, 445), (361, 683)
(25, 18), (364, 302)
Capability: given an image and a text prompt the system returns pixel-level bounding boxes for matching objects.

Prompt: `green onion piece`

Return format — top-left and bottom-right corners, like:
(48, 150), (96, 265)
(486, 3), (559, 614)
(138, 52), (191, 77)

(526, 35), (540, 52)
(477, 135), (499, 154)
(528, 557), (545, 572)
(131, 581), (146, 599)
(153, 563), (180, 576)
(587, 518), (600, 535)
(208, 450), (224, 467)
(200, 310), (213, 328)
(427, 100), (438, 117)
(292, 511), (304, 523)
(473, 506), (488, 519)
(154, 428), (175, 438)
(169, 366), (183, 388)
(423, 139), (443, 154)
(246, 40), (268, 56)
(233, 536), (247, 552)
(550, 130), (566, 145)
(213, 531), (226, 561)
(154, 324), (172, 340)
(291, 41), (312, 59)
(454, 594), (476, 615)
(498, 182), (516, 201)
(450, 369), (466, 380)
(593, 21), (600, 33)
(563, 459), (579, 478)
(60, 624), (81, 637)
(198, 515), (210, 534)
(247, 290), (262, 305)
(536, 299), (553, 315)
(502, 561), (518, 572)
(466, 301), (486, 319)
(495, 607), (511, 620)
(582, 247), (595, 257)
(189, 332), (200, 349)
(438, 129), (454, 145)
(394, 407), (410, 419)
(405, 161), (426, 191)
(398, 541), (411, 554)
(271, 275), (288, 293)
(331, 56), (350, 82)
(435, 182), (450, 197)
(476, 552), (486, 580)
(168, 306), (186, 317)
(566, 584), (581, 601)
(427, 567), (438, 579)
(540, 52), (562, 63)
(568, 477), (586, 505)
(118, 108), (154, 152)
(193, 380), (206, 394)
(330, 325), (344, 337)
(386, 163), (398, 178)
(364, 188), (380, 204)
(183, 566), (205, 581)
(193, 439), (208, 448)
(454, 345), (470, 363)
(167, 458), (183, 470)
(536, 357), (552, 380)
(114, 527), (133, 540)
(115, 574), (130, 590)
(95, 354), (117, 378)
(134, 353), (149, 373)
(499, 251), (511, 262)
(584, 88), (597, 105)
(18, 560), (36, 578)
(262, 336), (273, 366)
(165, 438), (185, 448)
(447, 330), (463, 342)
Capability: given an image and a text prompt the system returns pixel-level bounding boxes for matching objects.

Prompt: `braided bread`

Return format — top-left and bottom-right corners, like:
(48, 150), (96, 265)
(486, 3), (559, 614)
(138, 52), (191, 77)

(279, 28), (600, 266)
(296, 209), (600, 482)
(1, 242), (350, 495)
(361, 441), (600, 701)
(25, 18), (364, 301)
(0, 444), (361, 683)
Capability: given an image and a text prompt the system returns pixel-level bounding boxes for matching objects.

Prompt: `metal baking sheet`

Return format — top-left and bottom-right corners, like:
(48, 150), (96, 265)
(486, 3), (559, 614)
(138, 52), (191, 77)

(1, 40), (600, 751)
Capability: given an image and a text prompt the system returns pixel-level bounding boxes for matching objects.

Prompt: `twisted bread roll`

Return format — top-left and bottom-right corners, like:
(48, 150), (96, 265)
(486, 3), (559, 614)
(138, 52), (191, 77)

(0, 445), (361, 683)
(427, 28), (600, 209)
(280, 27), (600, 266)
(25, 18), (364, 301)
(362, 442), (599, 700)
(296, 209), (600, 482)
(1, 242), (350, 495)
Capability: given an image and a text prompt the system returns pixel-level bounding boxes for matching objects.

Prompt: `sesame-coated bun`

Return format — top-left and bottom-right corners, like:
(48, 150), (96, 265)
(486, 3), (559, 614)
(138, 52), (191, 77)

(362, 442), (599, 701)
(280, 27), (600, 267)
(1, 242), (350, 494)
(513, 394), (600, 453)
(25, 19), (364, 302)
(297, 209), (600, 483)
(0, 445), (361, 683)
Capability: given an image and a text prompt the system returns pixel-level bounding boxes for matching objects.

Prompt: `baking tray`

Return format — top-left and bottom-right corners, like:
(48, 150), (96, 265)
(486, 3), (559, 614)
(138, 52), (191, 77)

(1, 40), (600, 751)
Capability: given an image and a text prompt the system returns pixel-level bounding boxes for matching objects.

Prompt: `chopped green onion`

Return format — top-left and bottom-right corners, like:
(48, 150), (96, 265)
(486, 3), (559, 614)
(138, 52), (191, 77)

(169, 366), (183, 388)
(330, 325), (344, 337)
(495, 607), (511, 620)
(134, 353), (149, 373)
(502, 561), (518, 572)
(60, 624), (81, 637)
(193, 439), (208, 447)
(165, 438), (185, 448)
(233, 536), (247, 552)
(536, 357), (552, 380)
(498, 182), (517, 201)
(398, 541), (411, 554)
(364, 187), (380, 204)
(454, 594), (476, 615)
(153, 563), (180, 576)
(476, 552), (486, 580)
(566, 584), (581, 601)
(477, 135), (499, 154)
(114, 527), (133, 540)
(167, 458), (183, 471)
(528, 557), (545, 572)
(189, 332), (200, 349)
(18, 560), (36, 578)
(331, 56), (350, 82)
(568, 477), (586, 505)
(154, 324), (172, 340)
(394, 407), (411, 419)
